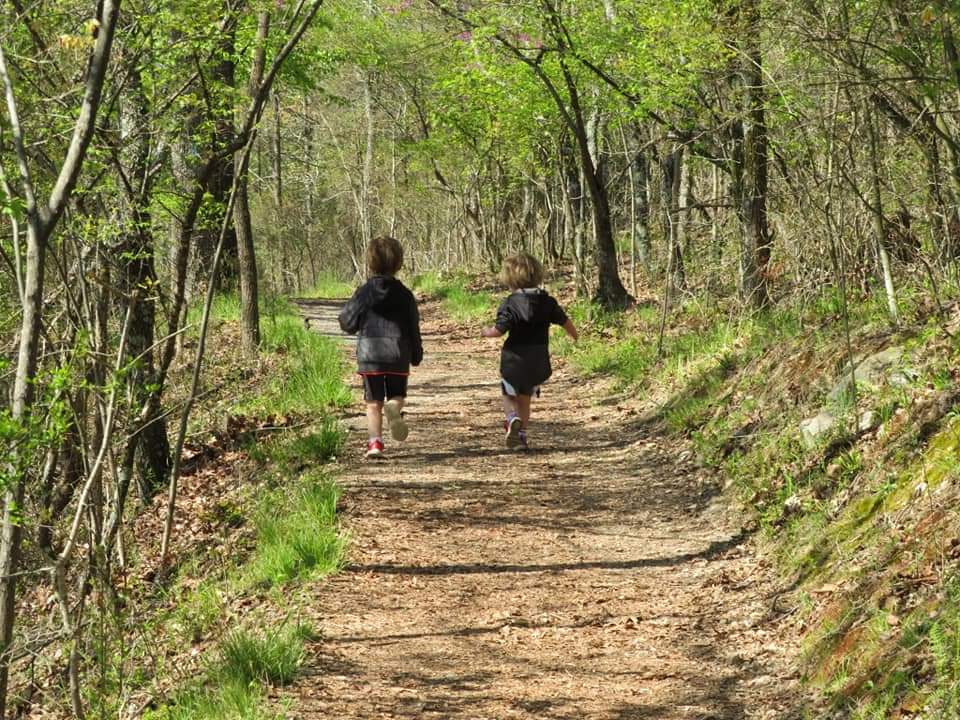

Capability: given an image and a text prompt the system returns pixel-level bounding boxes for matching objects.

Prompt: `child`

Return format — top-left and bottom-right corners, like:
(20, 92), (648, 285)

(481, 253), (577, 449)
(339, 236), (423, 459)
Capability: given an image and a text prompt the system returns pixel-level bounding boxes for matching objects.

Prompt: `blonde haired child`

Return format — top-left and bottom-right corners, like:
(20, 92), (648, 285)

(481, 253), (577, 449)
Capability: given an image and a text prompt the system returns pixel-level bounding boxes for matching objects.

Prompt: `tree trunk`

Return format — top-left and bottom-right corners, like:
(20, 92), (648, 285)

(736, 0), (772, 309)
(0, 2), (120, 711)
(661, 145), (687, 293)
(234, 11), (270, 355)
(197, 10), (239, 285)
(866, 107), (900, 325)
(631, 137), (652, 271)
(558, 62), (629, 307)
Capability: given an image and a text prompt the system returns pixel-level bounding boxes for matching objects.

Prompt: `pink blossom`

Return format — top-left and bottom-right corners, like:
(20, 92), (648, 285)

(455, 30), (472, 41)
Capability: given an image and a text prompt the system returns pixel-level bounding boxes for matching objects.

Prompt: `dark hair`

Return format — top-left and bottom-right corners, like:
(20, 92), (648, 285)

(500, 253), (543, 290)
(366, 236), (404, 276)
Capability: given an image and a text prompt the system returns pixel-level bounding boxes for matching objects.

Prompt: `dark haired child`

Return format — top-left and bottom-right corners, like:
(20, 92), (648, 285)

(481, 253), (577, 450)
(339, 236), (423, 459)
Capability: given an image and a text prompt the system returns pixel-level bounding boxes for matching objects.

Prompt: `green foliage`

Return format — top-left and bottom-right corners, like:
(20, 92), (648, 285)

(145, 619), (312, 720)
(219, 622), (313, 687)
(929, 586), (960, 716)
(171, 583), (225, 645)
(412, 272), (497, 322)
(249, 474), (345, 586)
(289, 421), (345, 464)
(184, 294), (243, 335)
(147, 611), (300, 717)
(145, 679), (275, 720)
(253, 314), (352, 413)
(306, 273), (355, 299)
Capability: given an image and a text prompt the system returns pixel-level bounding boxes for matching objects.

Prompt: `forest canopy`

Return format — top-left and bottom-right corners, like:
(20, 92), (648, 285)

(3, 0), (960, 715)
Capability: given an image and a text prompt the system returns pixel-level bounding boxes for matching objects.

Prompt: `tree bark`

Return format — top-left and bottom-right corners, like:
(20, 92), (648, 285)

(0, 1), (120, 712)
(558, 60), (630, 308)
(735, 0), (772, 309)
(234, 11), (270, 355)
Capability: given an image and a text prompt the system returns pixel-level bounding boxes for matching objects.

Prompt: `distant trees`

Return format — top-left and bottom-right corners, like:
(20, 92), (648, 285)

(3, 0), (960, 713)
(0, 0), (323, 713)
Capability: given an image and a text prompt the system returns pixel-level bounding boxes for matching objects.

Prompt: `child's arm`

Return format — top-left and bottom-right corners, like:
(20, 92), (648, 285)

(562, 318), (578, 342)
(338, 286), (366, 335)
(409, 291), (423, 366)
(483, 298), (511, 338)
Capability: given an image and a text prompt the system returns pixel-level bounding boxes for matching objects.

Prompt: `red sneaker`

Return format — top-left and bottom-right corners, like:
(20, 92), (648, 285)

(365, 438), (385, 459)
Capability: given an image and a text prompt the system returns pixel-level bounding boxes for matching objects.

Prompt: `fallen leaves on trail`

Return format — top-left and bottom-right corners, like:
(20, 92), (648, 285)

(282, 300), (805, 720)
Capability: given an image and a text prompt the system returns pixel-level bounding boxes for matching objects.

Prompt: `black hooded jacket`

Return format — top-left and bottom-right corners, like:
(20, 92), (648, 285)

(495, 288), (568, 390)
(338, 276), (423, 374)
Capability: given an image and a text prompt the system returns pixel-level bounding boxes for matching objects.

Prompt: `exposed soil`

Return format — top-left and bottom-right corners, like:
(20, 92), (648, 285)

(286, 299), (808, 720)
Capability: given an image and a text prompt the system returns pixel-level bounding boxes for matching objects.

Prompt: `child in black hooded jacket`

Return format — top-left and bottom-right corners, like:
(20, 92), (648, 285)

(339, 236), (423, 458)
(481, 253), (577, 450)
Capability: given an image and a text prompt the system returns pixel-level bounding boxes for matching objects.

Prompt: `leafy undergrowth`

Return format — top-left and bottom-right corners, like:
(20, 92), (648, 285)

(414, 269), (960, 717)
(412, 270), (498, 322)
(27, 299), (352, 719)
(550, 281), (960, 719)
(305, 272), (356, 299)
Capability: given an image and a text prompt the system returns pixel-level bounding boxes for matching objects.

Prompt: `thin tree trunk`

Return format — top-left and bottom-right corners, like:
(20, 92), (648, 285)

(0, 1), (120, 711)
(866, 107), (900, 325)
(736, 0), (772, 309)
(234, 11), (270, 355)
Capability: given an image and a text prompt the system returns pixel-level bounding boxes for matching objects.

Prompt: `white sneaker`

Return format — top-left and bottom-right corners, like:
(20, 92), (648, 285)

(384, 399), (409, 442)
(505, 416), (522, 448)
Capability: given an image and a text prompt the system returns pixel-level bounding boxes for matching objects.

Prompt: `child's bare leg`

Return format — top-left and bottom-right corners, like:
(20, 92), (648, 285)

(516, 394), (532, 429)
(366, 401), (384, 439)
(501, 394), (519, 419)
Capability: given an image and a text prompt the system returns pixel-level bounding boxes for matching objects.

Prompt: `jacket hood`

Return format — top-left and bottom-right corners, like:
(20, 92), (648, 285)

(511, 289), (553, 323)
(365, 275), (407, 310)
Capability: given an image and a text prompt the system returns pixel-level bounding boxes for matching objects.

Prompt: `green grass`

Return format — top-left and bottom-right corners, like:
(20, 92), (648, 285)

(249, 314), (352, 414)
(145, 679), (276, 720)
(186, 292), (243, 326)
(145, 623), (311, 720)
(306, 273), (355, 299)
(412, 271), (497, 322)
(219, 622), (313, 686)
(248, 474), (345, 587)
(171, 582), (225, 644)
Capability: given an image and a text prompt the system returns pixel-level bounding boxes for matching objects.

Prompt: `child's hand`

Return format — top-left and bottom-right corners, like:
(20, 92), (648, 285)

(481, 326), (503, 338)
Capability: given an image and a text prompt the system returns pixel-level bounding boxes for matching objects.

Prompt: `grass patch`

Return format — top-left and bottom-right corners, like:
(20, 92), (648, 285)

(145, 679), (276, 720)
(412, 271), (497, 322)
(146, 623), (311, 719)
(306, 273), (355, 299)
(248, 313), (352, 414)
(186, 292), (243, 327)
(219, 622), (313, 686)
(249, 474), (345, 587)
(171, 582), (225, 644)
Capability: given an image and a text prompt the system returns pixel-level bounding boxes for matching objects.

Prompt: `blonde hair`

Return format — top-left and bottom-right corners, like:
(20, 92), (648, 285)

(500, 253), (544, 290)
(366, 236), (404, 276)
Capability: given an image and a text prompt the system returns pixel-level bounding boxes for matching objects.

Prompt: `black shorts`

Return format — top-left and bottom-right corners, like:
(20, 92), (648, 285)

(362, 374), (408, 403)
(501, 379), (541, 398)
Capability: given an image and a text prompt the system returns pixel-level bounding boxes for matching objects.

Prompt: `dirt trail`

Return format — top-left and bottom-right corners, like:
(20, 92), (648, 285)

(288, 299), (805, 720)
